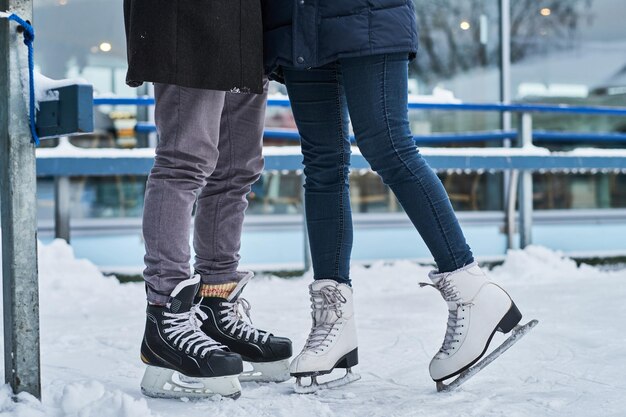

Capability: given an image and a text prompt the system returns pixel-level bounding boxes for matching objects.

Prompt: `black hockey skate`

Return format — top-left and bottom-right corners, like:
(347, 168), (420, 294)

(196, 272), (292, 383)
(140, 275), (243, 399)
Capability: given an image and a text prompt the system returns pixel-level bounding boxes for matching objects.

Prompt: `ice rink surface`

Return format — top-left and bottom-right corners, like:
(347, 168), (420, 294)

(1, 240), (625, 417)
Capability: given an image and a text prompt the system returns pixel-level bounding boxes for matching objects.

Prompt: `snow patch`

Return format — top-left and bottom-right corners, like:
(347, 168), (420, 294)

(0, 240), (625, 416)
(0, 381), (156, 417)
(34, 72), (89, 105)
(58, 381), (155, 417)
(0, 385), (47, 417)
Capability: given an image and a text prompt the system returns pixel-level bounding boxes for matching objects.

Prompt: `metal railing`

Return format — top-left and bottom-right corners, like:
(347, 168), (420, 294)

(38, 98), (626, 259)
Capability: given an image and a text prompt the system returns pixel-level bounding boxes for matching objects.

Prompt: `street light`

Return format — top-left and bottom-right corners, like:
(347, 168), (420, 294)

(99, 42), (112, 52)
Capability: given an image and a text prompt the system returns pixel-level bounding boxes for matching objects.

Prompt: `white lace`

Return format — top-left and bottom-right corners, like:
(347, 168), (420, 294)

(420, 279), (472, 355)
(219, 298), (270, 344)
(162, 305), (225, 357)
(304, 286), (346, 353)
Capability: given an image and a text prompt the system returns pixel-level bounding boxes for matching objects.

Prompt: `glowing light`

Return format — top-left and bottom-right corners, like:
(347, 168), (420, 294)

(58, 0), (68, 5)
(540, 8), (551, 16)
(460, 21), (471, 30)
(99, 42), (112, 52)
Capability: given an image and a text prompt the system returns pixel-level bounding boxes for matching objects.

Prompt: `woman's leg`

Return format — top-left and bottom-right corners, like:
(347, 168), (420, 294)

(340, 53), (474, 273)
(340, 55), (525, 386)
(283, 66), (359, 385)
(283, 64), (353, 285)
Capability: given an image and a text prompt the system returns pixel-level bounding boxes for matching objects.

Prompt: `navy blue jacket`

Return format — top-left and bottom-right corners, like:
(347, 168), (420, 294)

(262, 0), (419, 82)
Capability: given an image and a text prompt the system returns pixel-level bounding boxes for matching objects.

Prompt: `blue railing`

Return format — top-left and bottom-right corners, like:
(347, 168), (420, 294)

(97, 97), (626, 145)
(133, 124), (626, 144)
(41, 97), (626, 252)
(92, 96), (626, 116)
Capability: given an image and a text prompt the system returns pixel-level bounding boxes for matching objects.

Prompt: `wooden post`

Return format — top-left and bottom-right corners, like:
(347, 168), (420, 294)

(0, 0), (42, 399)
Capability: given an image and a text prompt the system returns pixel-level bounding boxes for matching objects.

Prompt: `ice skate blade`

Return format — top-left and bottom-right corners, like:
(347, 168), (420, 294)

(294, 369), (361, 394)
(239, 359), (292, 383)
(436, 320), (539, 393)
(140, 365), (242, 399)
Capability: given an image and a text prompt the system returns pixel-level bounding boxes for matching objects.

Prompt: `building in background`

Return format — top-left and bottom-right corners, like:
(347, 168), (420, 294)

(28, 0), (626, 269)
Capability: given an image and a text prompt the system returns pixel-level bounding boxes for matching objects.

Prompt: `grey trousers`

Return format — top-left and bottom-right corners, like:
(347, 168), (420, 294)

(143, 82), (267, 304)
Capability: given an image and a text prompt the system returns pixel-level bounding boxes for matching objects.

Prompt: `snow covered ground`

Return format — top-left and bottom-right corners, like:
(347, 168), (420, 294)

(2, 240), (626, 417)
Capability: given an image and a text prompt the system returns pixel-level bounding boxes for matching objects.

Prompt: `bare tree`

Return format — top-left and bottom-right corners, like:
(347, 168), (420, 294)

(411, 0), (592, 83)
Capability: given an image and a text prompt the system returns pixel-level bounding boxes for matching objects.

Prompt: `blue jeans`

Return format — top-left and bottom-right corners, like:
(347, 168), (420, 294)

(283, 53), (474, 285)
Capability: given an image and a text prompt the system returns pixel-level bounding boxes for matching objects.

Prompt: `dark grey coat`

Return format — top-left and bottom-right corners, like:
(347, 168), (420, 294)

(262, 0), (419, 82)
(124, 0), (264, 93)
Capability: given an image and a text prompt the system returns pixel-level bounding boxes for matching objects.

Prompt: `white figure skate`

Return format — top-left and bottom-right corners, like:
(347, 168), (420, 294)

(291, 280), (360, 393)
(422, 263), (538, 392)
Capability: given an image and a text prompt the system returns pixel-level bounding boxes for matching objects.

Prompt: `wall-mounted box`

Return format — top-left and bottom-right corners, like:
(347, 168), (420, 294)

(36, 84), (94, 138)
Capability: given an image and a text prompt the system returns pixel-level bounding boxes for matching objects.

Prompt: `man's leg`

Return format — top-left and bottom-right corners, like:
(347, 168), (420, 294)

(139, 84), (243, 400)
(142, 84), (225, 304)
(192, 81), (267, 282)
(192, 81), (293, 383)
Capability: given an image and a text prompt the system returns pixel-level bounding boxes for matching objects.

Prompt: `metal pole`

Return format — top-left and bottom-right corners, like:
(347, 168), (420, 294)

(519, 171), (533, 248)
(499, 0), (512, 135)
(54, 175), (71, 242)
(518, 112), (533, 248)
(500, 0), (514, 247)
(505, 169), (519, 249)
(136, 83), (150, 148)
(0, 0), (42, 398)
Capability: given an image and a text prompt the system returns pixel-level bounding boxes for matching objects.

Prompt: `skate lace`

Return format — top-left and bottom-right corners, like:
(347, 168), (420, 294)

(304, 286), (346, 352)
(162, 305), (225, 357)
(219, 298), (270, 344)
(420, 280), (472, 355)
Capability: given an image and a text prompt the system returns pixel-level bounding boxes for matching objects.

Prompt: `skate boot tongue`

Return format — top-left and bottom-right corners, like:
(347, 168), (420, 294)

(168, 275), (201, 314)
(198, 271), (272, 345)
(425, 273), (460, 311)
(225, 271), (253, 302)
(427, 263), (486, 310)
(309, 280), (349, 326)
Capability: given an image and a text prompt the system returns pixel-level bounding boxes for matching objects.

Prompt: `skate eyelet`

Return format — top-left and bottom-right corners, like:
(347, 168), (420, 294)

(178, 346), (183, 351)
(185, 349), (190, 354)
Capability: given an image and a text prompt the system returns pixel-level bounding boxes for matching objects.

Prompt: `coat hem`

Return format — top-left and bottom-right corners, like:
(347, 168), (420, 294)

(125, 75), (263, 95)
(265, 45), (418, 84)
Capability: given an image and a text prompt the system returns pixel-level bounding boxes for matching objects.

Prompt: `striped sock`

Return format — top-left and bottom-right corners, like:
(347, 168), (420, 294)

(199, 282), (238, 299)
